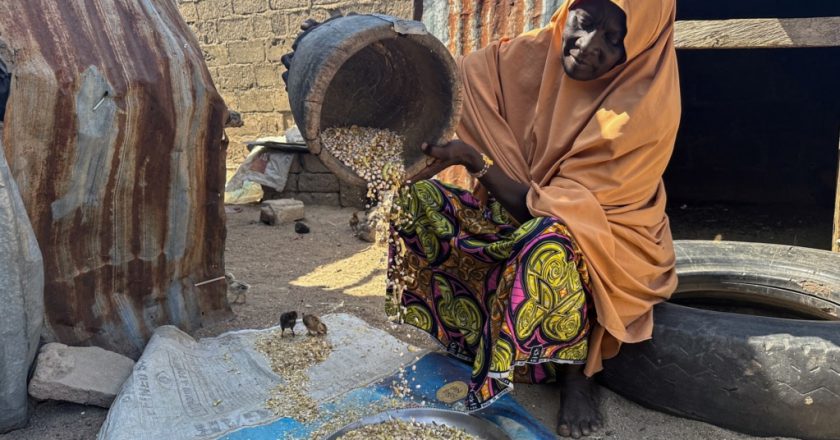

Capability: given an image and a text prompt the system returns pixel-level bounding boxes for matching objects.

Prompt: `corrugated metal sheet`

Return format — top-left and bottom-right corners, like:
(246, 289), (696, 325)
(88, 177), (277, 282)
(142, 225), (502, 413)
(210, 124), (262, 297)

(0, 0), (230, 359)
(420, 0), (566, 56)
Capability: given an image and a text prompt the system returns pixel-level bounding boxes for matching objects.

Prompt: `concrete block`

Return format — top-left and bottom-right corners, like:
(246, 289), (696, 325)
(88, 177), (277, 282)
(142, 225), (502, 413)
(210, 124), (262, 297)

(202, 44), (228, 66)
(178, 2), (198, 23)
(285, 173), (299, 191)
(289, 154), (303, 173)
(236, 88), (275, 112)
(216, 65), (256, 90)
(268, 12), (288, 36)
(340, 182), (367, 209)
(254, 64), (279, 87)
(270, 0), (309, 11)
(226, 41), (265, 64)
(294, 192), (340, 206)
(301, 153), (330, 173)
(194, 21), (219, 45)
(267, 37), (291, 62)
(262, 199), (305, 224)
(233, 0), (269, 15)
(217, 17), (252, 41)
(251, 15), (273, 38)
(28, 343), (135, 408)
(298, 172), (339, 193)
(196, 0), (232, 20)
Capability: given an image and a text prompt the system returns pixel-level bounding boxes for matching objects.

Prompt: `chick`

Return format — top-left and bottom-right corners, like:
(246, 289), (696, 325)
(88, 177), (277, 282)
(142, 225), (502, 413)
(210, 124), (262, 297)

(302, 313), (327, 336)
(225, 272), (250, 304)
(279, 311), (298, 337)
(349, 212), (360, 233)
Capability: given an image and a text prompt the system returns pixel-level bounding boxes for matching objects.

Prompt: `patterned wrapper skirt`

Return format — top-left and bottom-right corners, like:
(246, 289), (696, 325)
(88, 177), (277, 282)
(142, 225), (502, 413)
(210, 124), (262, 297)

(388, 180), (595, 411)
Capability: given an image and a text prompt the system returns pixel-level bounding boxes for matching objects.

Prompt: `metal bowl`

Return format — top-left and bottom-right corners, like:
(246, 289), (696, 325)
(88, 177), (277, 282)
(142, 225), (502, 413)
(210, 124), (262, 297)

(325, 408), (510, 440)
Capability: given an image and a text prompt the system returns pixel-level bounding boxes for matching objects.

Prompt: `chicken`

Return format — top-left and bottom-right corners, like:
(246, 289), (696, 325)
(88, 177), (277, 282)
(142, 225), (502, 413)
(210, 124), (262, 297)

(349, 212), (360, 233)
(225, 272), (249, 304)
(302, 313), (327, 336)
(279, 311), (298, 337)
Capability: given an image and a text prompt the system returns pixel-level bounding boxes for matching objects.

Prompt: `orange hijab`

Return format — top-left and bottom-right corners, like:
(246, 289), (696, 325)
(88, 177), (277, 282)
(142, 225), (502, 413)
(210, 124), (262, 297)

(455, 0), (681, 375)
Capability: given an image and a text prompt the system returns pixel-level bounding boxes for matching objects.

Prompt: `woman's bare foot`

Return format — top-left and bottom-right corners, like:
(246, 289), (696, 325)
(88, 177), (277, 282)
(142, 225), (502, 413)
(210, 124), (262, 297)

(556, 364), (603, 438)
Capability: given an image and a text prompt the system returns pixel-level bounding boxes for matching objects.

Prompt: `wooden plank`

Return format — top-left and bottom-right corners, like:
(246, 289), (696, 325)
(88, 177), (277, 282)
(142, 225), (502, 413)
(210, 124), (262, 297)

(675, 17), (840, 49)
(834, 132), (840, 253)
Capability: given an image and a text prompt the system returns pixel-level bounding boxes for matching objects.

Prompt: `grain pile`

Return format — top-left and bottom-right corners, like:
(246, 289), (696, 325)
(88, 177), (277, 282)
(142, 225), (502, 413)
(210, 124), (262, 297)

(306, 398), (413, 440)
(337, 419), (480, 440)
(320, 126), (413, 322)
(254, 331), (332, 422)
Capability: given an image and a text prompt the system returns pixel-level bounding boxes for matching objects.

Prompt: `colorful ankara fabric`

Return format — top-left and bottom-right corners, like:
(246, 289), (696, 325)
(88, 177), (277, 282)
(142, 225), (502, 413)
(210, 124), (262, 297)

(390, 180), (594, 410)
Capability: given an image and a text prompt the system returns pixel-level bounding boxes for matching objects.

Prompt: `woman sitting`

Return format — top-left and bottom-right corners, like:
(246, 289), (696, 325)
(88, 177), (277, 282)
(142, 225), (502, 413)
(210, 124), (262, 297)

(392, 0), (680, 437)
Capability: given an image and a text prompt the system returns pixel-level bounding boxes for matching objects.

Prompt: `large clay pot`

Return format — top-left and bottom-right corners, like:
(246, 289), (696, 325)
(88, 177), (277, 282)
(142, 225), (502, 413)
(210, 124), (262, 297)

(286, 14), (463, 186)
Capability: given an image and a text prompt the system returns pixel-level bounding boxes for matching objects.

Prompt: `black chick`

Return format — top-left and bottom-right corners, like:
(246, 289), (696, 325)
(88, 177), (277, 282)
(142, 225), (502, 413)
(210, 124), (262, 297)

(279, 311), (298, 337)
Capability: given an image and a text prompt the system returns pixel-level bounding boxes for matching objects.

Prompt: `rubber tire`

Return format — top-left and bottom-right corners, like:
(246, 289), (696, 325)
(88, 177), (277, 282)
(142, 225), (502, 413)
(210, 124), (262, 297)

(599, 241), (840, 440)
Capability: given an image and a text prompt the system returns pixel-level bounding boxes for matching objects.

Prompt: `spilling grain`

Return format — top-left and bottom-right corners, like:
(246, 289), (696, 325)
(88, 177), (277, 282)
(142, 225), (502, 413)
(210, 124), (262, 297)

(337, 419), (480, 440)
(320, 126), (413, 322)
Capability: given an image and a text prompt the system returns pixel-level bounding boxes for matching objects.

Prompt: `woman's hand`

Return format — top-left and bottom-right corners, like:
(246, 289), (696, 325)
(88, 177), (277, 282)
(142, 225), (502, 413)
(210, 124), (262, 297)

(423, 140), (483, 171)
(408, 140), (482, 182)
(417, 140), (533, 224)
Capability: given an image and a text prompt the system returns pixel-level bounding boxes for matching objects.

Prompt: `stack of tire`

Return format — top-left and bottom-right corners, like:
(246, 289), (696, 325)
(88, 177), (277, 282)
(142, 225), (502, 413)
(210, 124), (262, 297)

(601, 241), (840, 440)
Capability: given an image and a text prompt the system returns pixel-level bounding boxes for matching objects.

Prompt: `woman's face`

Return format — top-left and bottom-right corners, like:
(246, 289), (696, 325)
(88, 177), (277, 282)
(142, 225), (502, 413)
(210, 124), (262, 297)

(561, 0), (627, 81)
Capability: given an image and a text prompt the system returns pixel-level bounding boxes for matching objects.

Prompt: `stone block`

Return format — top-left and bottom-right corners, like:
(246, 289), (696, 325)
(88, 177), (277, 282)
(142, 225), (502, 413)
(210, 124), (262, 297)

(202, 44), (228, 66)
(178, 2), (198, 23)
(254, 64), (280, 87)
(340, 182), (367, 209)
(236, 88), (275, 112)
(274, 88), (291, 112)
(301, 153), (330, 173)
(289, 154), (303, 173)
(285, 173), (299, 191)
(298, 172), (339, 193)
(262, 199), (305, 224)
(216, 65), (256, 90)
(28, 343), (135, 408)
(233, 0), (269, 14)
(268, 12), (288, 36)
(226, 41), (265, 64)
(194, 21), (219, 45)
(251, 15), (273, 38)
(196, 0), (232, 20)
(217, 17), (252, 41)
(267, 37), (291, 62)
(270, 0), (309, 11)
(295, 192), (340, 206)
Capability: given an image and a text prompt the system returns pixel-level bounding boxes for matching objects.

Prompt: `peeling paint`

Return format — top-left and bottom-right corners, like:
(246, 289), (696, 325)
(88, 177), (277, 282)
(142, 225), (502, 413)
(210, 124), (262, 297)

(0, 0), (230, 359)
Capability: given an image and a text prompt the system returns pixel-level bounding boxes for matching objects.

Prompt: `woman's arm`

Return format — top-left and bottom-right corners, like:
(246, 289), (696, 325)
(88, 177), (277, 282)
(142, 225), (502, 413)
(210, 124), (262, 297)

(419, 141), (533, 223)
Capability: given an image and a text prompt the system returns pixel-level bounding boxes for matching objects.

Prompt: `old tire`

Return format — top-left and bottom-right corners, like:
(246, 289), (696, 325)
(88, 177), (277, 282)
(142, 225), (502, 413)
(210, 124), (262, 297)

(600, 240), (840, 440)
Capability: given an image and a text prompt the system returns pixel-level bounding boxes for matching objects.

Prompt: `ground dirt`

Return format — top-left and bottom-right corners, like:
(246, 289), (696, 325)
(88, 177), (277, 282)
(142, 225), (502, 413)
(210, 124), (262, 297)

(4, 202), (825, 440)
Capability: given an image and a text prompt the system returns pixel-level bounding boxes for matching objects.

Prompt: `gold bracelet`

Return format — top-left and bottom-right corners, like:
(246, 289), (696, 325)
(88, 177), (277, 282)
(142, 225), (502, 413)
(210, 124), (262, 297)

(470, 153), (494, 179)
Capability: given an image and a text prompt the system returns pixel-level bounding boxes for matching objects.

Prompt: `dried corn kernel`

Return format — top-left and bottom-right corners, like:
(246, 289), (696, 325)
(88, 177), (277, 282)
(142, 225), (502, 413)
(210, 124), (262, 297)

(337, 419), (479, 440)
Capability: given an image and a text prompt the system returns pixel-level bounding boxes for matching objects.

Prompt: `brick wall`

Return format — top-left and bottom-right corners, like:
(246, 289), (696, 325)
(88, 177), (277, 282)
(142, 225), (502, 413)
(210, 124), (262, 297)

(177, 0), (414, 177)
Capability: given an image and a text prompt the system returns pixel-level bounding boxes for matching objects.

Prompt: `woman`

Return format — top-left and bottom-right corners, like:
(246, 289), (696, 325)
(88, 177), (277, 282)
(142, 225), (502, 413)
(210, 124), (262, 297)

(391, 0), (680, 437)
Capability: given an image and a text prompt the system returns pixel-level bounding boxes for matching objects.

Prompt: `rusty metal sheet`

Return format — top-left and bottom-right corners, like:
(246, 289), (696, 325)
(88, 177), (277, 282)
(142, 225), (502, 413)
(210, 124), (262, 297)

(0, 0), (230, 359)
(419, 0), (566, 56)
